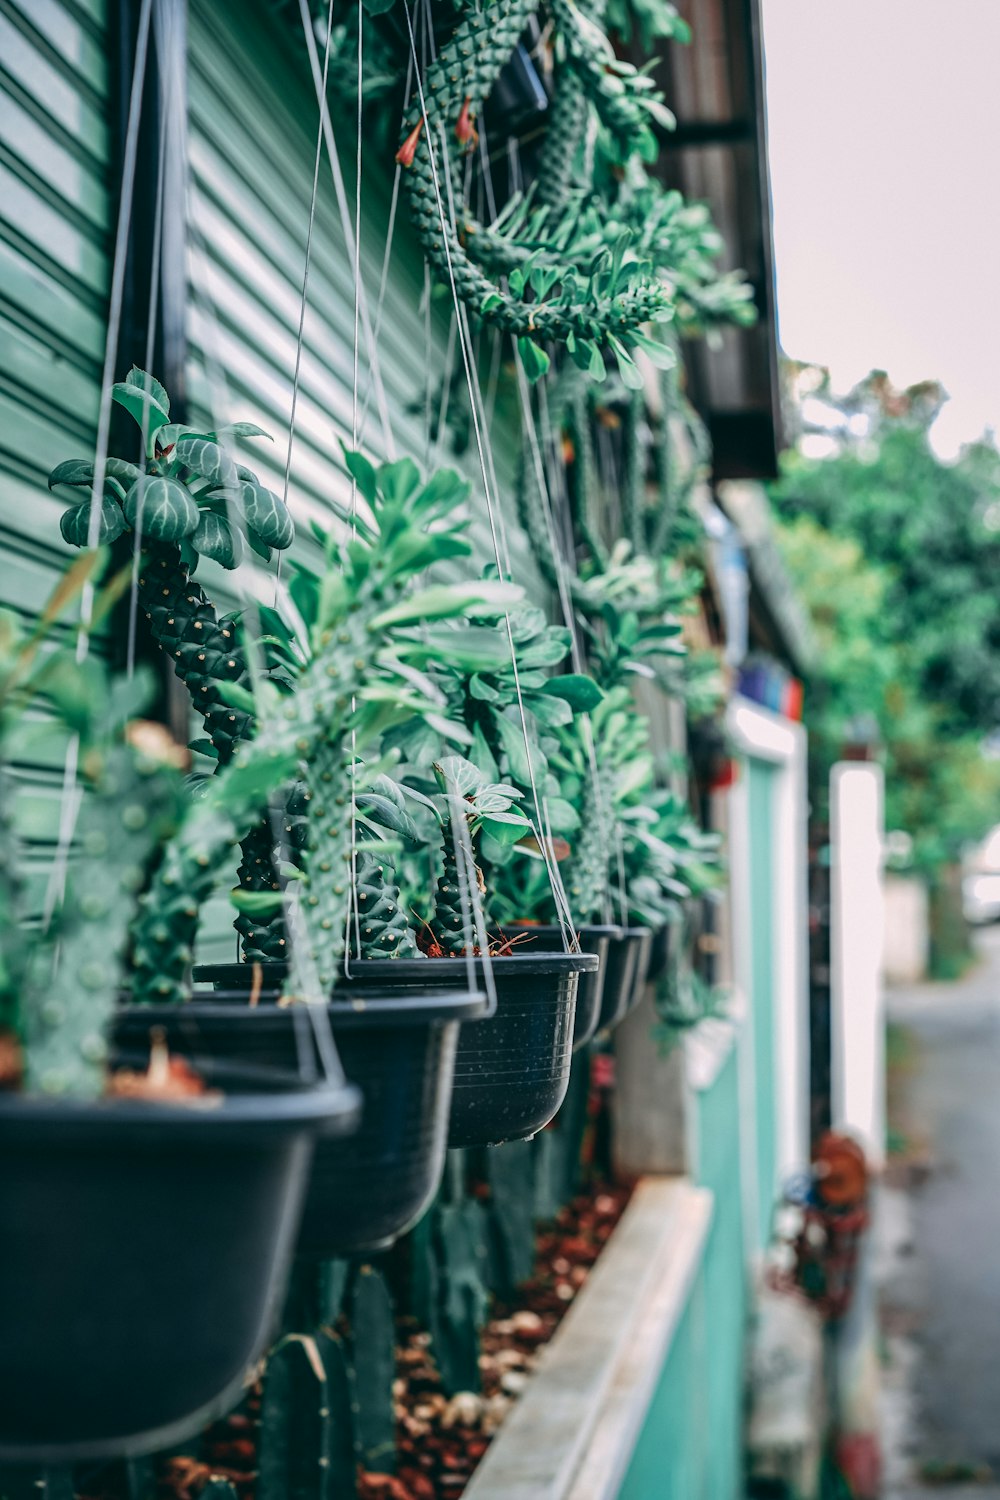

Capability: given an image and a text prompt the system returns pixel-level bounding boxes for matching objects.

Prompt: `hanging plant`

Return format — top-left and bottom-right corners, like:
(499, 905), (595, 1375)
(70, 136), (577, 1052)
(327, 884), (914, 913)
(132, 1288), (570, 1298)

(0, 560), (355, 1465)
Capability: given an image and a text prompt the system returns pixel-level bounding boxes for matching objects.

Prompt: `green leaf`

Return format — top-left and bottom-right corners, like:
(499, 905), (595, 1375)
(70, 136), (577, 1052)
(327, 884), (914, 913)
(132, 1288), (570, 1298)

(111, 381), (171, 439)
(212, 421), (272, 441)
(240, 483), (294, 549)
(481, 811), (531, 846)
(230, 888), (284, 916)
(370, 580), (521, 631)
(216, 680), (257, 714)
(377, 457), (421, 508)
(542, 674), (603, 711)
(608, 336), (645, 390)
(356, 792), (419, 842)
(492, 710), (532, 785)
(49, 459), (96, 490)
(468, 673), (499, 702)
(124, 475), (200, 540)
(412, 468), (471, 517)
(341, 445), (379, 507)
(125, 366), (170, 415)
(526, 691), (572, 728)
(588, 342), (607, 381)
(189, 738), (219, 760)
(470, 722), (499, 783)
(59, 496), (126, 547)
(175, 436), (239, 489)
(542, 796), (579, 834)
(244, 527), (272, 562)
(632, 333), (678, 371)
(517, 338), (550, 384)
(434, 755), (482, 798)
(192, 512), (246, 569)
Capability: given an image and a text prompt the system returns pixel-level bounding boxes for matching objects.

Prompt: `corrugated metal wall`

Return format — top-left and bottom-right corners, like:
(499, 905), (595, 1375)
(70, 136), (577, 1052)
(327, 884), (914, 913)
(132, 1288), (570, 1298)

(0, 0), (111, 906)
(183, 0), (538, 957)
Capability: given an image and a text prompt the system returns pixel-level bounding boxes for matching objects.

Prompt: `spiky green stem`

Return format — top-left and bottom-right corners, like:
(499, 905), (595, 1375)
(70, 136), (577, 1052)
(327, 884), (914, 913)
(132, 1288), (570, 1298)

(137, 547), (250, 762)
(0, 767), (27, 1033)
(356, 851), (416, 959)
(25, 745), (181, 1096)
(621, 389), (645, 556)
(433, 830), (469, 957)
(564, 768), (613, 923)
(400, 0), (669, 349)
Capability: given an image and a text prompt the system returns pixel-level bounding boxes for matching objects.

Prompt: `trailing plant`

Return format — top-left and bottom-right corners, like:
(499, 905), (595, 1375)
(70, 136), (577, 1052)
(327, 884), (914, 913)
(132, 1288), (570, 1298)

(130, 451), (520, 1005)
(395, 0), (677, 382)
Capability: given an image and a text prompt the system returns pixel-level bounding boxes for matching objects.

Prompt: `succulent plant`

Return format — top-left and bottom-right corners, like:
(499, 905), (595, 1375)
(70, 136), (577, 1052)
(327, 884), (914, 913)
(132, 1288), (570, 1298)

(130, 450), (521, 1005)
(426, 756), (531, 956)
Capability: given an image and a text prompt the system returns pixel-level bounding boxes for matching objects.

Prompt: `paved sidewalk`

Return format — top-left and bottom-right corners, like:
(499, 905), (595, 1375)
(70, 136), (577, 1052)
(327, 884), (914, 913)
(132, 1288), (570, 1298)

(880, 927), (1000, 1497)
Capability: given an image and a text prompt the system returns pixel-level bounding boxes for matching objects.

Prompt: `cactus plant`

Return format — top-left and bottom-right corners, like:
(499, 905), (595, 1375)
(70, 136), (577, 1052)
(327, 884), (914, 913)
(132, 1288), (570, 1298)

(0, 561), (188, 1097)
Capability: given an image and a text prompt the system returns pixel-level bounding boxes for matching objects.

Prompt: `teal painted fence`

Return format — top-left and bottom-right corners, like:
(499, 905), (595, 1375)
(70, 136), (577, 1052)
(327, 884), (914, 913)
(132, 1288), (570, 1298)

(619, 1043), (746, 1500)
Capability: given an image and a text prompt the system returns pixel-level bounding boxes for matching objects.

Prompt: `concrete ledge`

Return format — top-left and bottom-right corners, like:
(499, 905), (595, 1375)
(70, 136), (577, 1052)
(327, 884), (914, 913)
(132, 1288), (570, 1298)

(462, 1177), (713, 1500)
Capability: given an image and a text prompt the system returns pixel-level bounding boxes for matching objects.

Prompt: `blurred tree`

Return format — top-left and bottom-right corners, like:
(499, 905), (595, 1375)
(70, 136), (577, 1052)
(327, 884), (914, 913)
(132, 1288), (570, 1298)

(770, 373), (1000, 888)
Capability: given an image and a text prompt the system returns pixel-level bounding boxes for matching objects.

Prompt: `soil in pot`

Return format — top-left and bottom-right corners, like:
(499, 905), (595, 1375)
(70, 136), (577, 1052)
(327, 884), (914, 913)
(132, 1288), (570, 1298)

(503, 924), (620, 1051)
(0, 1054), (355, 1464)
(597, 928), (652, 1030)
(129, 988), (485, 1258)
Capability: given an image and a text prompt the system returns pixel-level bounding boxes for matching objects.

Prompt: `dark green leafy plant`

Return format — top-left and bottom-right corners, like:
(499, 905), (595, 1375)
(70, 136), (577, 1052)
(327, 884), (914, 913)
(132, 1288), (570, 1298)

(50, 368), (293, 766)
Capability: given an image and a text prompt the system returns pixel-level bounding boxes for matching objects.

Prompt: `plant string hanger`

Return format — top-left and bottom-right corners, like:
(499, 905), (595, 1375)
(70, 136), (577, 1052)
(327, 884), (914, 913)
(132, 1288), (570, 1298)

(399, 0), (581, 950)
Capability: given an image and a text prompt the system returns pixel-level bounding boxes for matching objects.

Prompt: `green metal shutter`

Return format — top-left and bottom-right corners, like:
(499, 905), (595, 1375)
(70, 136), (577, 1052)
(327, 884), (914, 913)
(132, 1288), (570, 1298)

(185, 0), (533, 572)
(0, 0), (111, 906)
(184, 0), (538, 958)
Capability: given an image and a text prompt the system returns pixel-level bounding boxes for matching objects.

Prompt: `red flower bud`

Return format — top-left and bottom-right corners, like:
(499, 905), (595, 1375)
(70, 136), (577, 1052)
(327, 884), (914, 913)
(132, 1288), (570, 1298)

(396, 117), (425, 168)
(455, 96), (478, 152)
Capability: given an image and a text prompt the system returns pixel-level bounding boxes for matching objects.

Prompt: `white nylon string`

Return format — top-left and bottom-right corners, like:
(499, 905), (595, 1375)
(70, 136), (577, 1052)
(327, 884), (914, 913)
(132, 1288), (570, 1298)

(400, 2), (576, 949)
(356, 46), (413, 451)
(299, 3), (396, 461)
(479, 106), (615, 933)
(180, 9), (342, 1035)
(126, 0), (174, 681)
(347, 11), (364, 969)
(43, 0), (154, 931)
(283, 0), (337, 524)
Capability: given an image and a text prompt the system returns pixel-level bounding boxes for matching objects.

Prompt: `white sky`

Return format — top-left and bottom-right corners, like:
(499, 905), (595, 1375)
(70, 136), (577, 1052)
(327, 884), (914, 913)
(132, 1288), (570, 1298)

(760, 0), (1000, 455)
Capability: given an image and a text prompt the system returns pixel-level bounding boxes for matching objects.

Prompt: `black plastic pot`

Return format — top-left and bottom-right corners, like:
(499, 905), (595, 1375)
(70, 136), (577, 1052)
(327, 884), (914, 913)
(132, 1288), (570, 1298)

(644, 919), (682, 986)
(504, 924), (620, 1051)
(0, 1058), (356, 1464)
(199, 950), (594, 1151)
(296, 954), (596, 1149)
(598, 927), (651, 1030)
(138, 986), (485, 1257)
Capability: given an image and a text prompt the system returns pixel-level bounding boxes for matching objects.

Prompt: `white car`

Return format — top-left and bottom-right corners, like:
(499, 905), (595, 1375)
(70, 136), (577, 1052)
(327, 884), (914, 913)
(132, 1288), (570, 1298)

(963, 870), (1000, 925)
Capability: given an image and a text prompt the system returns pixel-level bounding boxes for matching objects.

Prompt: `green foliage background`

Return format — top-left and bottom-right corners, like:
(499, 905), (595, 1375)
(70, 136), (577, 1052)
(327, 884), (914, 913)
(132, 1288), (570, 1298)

(770, 372), (1000, 874)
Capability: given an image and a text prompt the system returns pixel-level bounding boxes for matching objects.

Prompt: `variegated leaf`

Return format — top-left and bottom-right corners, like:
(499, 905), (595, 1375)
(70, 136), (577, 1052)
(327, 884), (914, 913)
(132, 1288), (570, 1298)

(240, 482), (294, 549)
(59, 496), (126, 546)
(174, 436), (239, 489)
(124, 475), (200, 540)
(192, 512), (246, 570)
